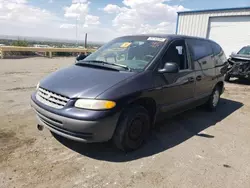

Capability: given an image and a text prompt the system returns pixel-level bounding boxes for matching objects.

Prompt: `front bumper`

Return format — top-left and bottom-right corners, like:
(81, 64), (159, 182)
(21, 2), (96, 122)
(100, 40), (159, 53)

(228, 72), (250, 78)
(30, 96), (120, 143)
(227, 63), (250, 78)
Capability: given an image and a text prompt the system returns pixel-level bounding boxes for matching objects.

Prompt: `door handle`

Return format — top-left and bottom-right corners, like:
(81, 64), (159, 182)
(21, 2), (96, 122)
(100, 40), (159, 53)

(202, 61), (207, 65)
(196, 75), (202, 81)
(183, 77), (194, 85)
(188, 77), (195, 83)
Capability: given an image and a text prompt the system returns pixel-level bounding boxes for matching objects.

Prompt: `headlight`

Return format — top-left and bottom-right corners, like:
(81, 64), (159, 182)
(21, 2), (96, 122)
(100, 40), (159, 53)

(74, 99), (116, 110)
(36, 82), (40, 90)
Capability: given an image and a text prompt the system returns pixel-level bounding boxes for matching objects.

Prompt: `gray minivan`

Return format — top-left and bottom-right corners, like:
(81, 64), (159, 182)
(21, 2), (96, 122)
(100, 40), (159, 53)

(31, 35), (227, 151)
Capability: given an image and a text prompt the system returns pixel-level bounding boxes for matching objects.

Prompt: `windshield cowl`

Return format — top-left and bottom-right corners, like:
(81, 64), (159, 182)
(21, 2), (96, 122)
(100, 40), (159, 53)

(80, 60), (132, 71)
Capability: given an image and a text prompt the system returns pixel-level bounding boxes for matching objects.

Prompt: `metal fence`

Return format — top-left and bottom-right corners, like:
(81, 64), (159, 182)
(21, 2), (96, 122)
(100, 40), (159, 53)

(0, 46), (96, 59)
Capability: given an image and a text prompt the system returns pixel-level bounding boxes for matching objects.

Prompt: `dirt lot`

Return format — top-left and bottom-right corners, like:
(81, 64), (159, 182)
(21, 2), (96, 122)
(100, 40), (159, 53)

(0, 57), (250, 188)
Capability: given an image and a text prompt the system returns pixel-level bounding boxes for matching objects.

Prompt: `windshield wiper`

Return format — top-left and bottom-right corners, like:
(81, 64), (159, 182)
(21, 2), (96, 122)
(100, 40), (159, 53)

(80, 60), (131, 71)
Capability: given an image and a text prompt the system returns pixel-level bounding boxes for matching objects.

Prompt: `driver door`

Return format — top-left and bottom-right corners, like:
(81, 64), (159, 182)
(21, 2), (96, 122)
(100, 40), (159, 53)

(158, 39), (196, 112)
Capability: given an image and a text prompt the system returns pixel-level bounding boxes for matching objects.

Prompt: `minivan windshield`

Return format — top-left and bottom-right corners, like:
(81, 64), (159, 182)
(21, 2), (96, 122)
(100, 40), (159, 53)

(82, 36), (167, 71)
(237, 46), (250, 55)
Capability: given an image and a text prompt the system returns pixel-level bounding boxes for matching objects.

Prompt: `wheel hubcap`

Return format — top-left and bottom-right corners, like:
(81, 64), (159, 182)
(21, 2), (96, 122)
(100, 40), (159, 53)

(212, 90), (220, 107)
(129, 118), (144, 141)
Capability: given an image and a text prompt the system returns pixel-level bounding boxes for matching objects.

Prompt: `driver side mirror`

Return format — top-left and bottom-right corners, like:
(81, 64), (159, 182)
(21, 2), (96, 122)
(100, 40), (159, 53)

(76, 53), (87, 62)
(158, 62), (179, 73)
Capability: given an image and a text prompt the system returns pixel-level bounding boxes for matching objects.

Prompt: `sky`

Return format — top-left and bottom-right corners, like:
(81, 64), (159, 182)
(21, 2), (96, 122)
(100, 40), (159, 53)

(0, 0), (249, 42)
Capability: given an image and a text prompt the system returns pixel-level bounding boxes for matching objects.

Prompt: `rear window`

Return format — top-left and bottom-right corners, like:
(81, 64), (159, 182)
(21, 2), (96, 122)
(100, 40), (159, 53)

(187, 39), (213, 61)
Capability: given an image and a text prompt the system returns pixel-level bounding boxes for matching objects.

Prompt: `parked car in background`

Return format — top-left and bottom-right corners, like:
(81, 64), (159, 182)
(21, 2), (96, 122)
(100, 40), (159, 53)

(225, 46), (250, 81)
(31, 35), (227, 151)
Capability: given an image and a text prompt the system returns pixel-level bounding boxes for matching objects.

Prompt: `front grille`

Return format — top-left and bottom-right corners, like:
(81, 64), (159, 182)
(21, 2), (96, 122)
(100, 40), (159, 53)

(229, 58), (250, 75)
(36, 87), (69, 109)
(231, 63), (250, 74)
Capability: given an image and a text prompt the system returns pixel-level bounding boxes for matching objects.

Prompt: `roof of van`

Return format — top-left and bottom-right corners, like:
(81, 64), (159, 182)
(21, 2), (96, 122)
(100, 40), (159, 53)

(118, 34), (214, 41)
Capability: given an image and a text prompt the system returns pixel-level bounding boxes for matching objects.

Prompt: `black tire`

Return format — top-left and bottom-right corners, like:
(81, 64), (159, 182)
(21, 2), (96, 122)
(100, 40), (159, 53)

(224, 74), (230, 82)
(112, 105), (151, 152)
(206, 86), (221, 111)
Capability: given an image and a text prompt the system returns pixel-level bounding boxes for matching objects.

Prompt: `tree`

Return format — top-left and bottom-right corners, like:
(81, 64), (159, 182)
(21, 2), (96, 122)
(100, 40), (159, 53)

(12, 40), (29, 47)
(10, 40), (32, 56)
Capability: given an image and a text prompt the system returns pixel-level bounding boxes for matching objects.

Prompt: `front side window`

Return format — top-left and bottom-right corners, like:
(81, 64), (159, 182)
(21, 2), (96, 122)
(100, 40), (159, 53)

(83, 36), (167, 71)
(161, 40), (188, 70)
(237, 46), (250, 55)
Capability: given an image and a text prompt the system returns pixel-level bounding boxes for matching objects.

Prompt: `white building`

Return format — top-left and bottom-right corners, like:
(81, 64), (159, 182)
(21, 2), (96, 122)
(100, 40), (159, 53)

(176, 7), (250, 57)
(33, 44), (50, 48)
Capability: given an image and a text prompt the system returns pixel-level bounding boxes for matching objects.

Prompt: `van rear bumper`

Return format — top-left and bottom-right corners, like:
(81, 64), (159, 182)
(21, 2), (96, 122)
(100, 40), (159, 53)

(30, 98), (120, 143)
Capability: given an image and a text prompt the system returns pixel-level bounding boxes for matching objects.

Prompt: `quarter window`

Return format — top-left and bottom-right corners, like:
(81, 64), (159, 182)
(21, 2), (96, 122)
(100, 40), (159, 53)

(211, 42), (222, 55)
(187, 39), (213, 61)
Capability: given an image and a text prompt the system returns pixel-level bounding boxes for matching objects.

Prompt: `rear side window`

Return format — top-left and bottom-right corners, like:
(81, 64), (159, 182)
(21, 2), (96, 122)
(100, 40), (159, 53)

(187, 39), (213, 61)
(211, 42), (222, 55)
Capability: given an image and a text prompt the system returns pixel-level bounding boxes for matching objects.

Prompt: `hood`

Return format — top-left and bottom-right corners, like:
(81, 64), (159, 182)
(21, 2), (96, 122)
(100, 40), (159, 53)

(39, 65), (136, 99)
(230, 54), (250, 61)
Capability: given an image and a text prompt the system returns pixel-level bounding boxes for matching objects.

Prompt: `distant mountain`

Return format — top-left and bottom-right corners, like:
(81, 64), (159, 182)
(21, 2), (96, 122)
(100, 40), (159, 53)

(0, 35), (105, 45)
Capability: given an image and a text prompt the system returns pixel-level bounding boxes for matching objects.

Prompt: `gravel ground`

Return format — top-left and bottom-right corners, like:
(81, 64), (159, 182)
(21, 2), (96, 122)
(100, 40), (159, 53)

(0, 57), (250, 188)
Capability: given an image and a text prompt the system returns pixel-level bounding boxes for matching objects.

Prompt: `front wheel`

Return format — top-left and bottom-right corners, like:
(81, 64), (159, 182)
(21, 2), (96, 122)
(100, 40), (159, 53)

(112, 105), (151, 152)
(206, 86), (221, 111)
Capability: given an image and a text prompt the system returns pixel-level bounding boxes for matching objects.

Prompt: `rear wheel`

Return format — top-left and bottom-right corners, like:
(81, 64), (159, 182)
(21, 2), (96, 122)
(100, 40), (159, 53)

(112, 105), (151, 152)
(206, 86), (221, 111)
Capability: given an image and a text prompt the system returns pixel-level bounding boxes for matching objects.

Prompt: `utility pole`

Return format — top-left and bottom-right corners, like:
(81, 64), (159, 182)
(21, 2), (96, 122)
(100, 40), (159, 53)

(75, 17), (78, 47)
(85, 33), (88, 49)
